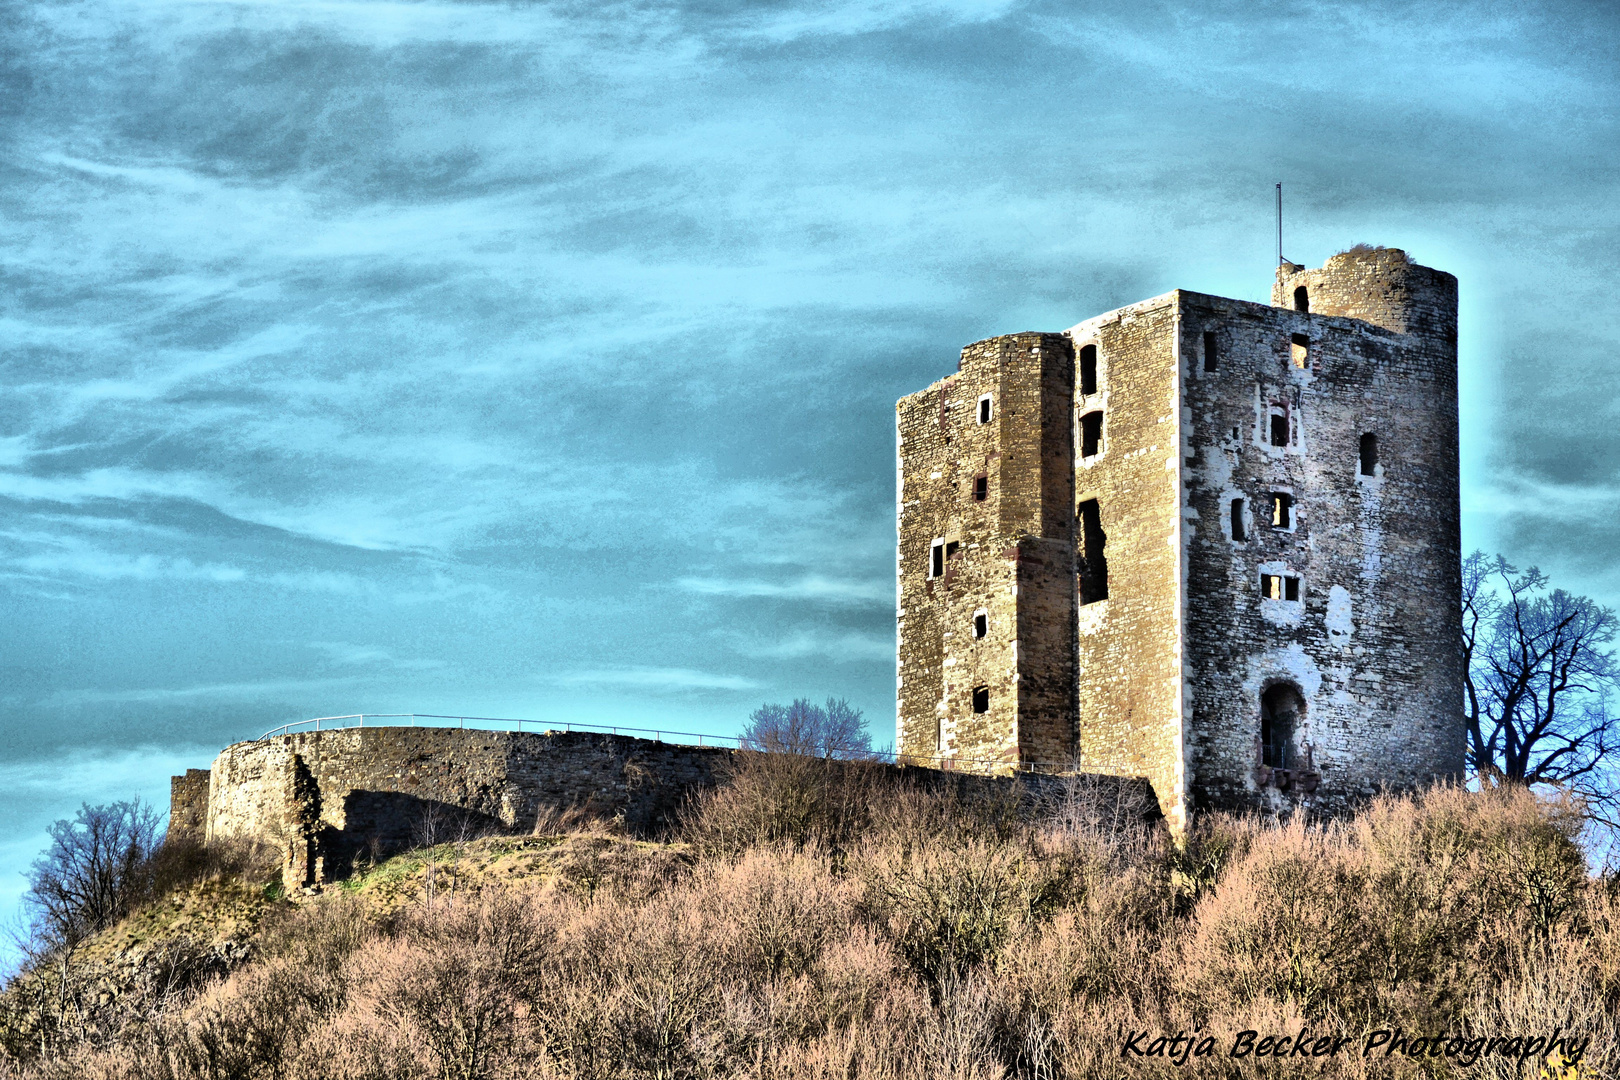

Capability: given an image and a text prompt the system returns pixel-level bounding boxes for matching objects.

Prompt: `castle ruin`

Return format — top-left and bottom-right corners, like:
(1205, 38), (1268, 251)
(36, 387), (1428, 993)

(895, 247), (1466, 829)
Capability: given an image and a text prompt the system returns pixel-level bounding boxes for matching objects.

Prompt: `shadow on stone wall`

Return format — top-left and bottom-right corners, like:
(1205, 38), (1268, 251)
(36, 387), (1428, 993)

(336, 790), (507, 874)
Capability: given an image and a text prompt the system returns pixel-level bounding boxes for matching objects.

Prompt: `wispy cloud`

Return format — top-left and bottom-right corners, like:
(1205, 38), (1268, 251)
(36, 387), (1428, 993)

(733, 629), (894, 663)
(675, 576), (890, 604)
(558, 666), (764, 692)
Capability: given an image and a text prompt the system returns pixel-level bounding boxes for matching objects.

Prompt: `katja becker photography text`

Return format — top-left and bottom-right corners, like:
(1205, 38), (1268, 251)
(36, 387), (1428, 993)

(1120, 1027), (1592, 1067)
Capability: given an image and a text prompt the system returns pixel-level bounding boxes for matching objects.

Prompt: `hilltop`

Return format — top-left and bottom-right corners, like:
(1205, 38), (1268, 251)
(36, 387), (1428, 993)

(2, 762), (1617, 1080)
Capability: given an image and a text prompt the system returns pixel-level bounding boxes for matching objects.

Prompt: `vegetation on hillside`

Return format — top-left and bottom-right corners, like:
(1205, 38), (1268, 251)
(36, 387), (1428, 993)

(2, 761), (1617, 1079)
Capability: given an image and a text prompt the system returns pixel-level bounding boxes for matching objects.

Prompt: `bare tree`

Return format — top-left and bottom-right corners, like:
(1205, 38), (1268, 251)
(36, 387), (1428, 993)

(739, 697), (873, 759)
(1463, 551), (1619, 820)
(23, 798), (163, 954)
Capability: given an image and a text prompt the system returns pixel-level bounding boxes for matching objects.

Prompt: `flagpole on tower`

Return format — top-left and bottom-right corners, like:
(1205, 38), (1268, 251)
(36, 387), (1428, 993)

(1276, 182), (1283, 266)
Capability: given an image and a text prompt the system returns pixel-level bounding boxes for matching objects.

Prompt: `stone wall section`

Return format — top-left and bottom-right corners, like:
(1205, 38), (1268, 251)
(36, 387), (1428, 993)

(166, 769), (211, 844)
(179, 729), (1161, 884)
(1065, 299), (1187, 828)
(204, 728), (731, 879)
(1176, 247), (1463, 816)
(897, 247), (1464, 828)
(895, 332), (1074, 767)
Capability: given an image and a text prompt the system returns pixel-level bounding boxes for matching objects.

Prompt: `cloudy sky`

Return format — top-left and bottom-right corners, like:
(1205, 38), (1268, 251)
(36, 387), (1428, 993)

(2, 0), (1617, 941)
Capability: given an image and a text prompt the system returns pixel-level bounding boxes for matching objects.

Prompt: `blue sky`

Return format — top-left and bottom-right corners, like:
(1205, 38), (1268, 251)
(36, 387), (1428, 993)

(2, 0), (1618, 943)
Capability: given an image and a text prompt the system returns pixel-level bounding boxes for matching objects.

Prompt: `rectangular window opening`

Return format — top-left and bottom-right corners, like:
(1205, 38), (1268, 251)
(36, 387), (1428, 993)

(1270, 493), (1292, 529)
(971, 685), (990, 713)
(1269, 410), (1290, 447)
(930, 539), (944, 578)
(1078, 499), (1108, 605)
(1079, 344), (1098, 396)
(973, 473), (988, 501)
(1290, 333), (1309, 369)
(1260, 574), (1301, 602)
(973, 611), (987, 639)
(1203, 331), (1218, 373)
(1080, 411), (1104, 458)
(978, 395), (992, 424)
(945, 540), (960, 561)
(1230, 498), (1246, 541)
(1360, 432), (1378, 476)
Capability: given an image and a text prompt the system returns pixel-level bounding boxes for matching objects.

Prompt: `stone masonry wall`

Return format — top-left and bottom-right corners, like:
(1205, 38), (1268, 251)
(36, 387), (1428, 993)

(1178, 247), (1462, 816)
(896, 332), (1075, 767)
(1065, 299), (1187, 829)
(167, 768), (211, 844)
(205, 728), (730, 877)
(180, 727), (1161, 885)
(895, 247), (1464, 828)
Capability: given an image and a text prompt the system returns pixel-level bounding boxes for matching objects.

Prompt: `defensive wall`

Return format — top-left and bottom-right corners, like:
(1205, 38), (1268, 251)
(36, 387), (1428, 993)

(169, 725), (1157, 890)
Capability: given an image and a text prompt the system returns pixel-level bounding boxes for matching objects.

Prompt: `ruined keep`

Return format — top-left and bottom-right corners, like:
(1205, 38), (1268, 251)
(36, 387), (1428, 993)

(896, 247), (1466, 829)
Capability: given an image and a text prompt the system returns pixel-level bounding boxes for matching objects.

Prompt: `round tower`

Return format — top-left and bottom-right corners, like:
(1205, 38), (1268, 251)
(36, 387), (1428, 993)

(1274, 246), (1457, 345)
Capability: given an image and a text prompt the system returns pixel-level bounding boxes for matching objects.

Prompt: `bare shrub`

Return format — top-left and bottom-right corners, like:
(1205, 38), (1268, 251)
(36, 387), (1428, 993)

(1179, 818), (1371, 1020)
(350, 891), (555, 1080)
(698, 848), (854, 982)
(531, 802), (612, 838)
(857, 834), (1059, 996)
(684, 752), (890, 856)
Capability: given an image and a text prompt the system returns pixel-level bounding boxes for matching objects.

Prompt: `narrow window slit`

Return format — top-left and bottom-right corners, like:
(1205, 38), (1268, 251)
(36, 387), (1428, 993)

(973, 473), (988, 501)
(1080, 345), (1098, 396)
(1230, 498), (1246, 541)
(1078, 499), (1108, 604)
(1203, 331), (1218, 373)
(1360, 432), (1378, 476)
(972, 610), (987, 639)
(1270, 493), (1292, 529)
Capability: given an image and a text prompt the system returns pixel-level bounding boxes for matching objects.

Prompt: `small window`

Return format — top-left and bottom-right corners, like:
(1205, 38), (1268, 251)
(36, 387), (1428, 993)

(1230, 498), (1246, 541)
(1260, 574), (1301, 601)
(1079, 344), (1098, 396)
(972, 610), (988, 639)
(1359, 432), (1378, 476)
(971, 685), (989, 713)
(930, 539), (944, 578)
(1080, 411), (1104, 458)
(1203, 331), (1218, 373)
(945, 541), (960, 561)
(1293, 286), (1309, 313)
(978, 394), (992, 424)
(1269, 408), (1290, 448)
(1078, 499), (1108, 604)
(1270, 493), (1292, 529)
(973, 474), (988, 501)
(1290, 333), (1309, 369)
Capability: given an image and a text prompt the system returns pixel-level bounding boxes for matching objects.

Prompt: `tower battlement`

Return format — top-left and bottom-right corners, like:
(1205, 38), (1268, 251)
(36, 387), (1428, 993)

(896, 251), (1464, 828)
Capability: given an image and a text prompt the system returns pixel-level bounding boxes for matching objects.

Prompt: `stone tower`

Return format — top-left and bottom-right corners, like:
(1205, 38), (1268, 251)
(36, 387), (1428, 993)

(895, 247), (1465, 829)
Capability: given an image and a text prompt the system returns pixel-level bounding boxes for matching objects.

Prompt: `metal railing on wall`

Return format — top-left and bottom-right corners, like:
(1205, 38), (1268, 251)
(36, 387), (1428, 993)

(254, 712), (1145, 777)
